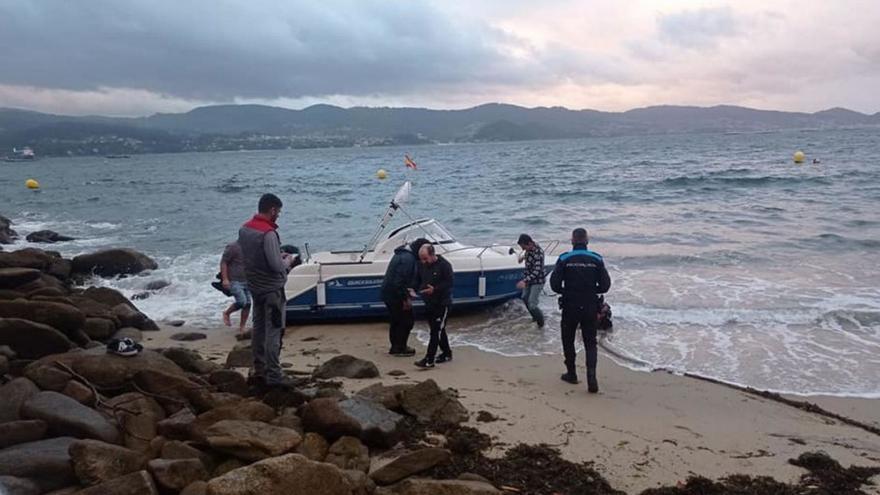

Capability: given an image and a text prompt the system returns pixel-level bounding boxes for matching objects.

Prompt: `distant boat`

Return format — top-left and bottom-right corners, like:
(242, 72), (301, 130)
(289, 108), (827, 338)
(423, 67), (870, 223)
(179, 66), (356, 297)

(3, 147), (36, 162)
(104, 154), (131, 159)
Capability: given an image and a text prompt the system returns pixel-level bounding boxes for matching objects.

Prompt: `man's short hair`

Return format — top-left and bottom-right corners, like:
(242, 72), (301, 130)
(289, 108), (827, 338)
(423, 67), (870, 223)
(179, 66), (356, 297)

(258, 194), (283, 213)
(410, 238), (430, 253)
(517, 233), (534, 246)
(572, 228), (589, 244)
(420, 243), (435, 256)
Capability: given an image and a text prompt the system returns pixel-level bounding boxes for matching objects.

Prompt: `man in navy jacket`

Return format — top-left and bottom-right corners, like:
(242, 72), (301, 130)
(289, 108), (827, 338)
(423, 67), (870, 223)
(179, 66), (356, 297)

(550, 228), (611, 392)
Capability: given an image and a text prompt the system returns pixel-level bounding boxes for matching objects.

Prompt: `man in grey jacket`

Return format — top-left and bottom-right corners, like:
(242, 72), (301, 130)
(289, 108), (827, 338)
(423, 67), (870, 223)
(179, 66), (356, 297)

(238, 193), (293, 390)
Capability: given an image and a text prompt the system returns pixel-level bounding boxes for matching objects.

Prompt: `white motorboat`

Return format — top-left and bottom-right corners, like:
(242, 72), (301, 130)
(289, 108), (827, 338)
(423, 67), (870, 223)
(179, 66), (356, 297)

(285, 182), (557, 323)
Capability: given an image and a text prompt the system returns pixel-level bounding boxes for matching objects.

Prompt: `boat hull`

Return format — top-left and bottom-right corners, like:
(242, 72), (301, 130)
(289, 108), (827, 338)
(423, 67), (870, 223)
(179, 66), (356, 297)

(285, 267), (525, 323)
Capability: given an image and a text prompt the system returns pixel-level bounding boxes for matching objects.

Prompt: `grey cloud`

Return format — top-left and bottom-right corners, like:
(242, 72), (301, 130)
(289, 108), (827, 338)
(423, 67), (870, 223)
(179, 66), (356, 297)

(0, 0), (547, 101)
(657, 7), (742, 49)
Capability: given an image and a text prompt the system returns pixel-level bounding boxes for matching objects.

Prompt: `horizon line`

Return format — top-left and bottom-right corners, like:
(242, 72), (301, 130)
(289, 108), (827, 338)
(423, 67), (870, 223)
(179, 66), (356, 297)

(1, 101), (878, 120)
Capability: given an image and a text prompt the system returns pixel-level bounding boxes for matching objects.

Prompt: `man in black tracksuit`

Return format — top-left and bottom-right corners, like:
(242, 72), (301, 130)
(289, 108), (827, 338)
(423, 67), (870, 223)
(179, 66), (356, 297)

(550, 228), (611, 393)
(413, 243), (454, 368)
(381, 238), (430, 356)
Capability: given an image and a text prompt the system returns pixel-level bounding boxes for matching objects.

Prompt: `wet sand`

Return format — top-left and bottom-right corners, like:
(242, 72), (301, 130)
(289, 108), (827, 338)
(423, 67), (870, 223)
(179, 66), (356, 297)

(148, 321), (880, 494)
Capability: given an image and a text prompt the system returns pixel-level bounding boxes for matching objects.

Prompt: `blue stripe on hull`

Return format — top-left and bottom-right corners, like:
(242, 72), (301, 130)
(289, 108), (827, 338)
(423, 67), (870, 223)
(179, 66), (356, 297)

(286, 268), (526, 323)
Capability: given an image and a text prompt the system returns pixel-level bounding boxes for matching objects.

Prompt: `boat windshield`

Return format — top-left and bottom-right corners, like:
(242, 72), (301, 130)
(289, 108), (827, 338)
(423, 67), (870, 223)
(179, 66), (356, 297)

(419, 221), (456, 244)
(385, 220), (456, 245)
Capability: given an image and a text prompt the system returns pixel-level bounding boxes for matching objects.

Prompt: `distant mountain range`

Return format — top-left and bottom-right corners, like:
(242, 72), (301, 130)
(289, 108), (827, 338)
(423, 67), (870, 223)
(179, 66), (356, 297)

(1, 103), (878, 157)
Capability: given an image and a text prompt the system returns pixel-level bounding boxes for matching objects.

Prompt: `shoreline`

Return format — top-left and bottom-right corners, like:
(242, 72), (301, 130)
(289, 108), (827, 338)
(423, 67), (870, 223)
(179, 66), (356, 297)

(148, 320), (880, 494)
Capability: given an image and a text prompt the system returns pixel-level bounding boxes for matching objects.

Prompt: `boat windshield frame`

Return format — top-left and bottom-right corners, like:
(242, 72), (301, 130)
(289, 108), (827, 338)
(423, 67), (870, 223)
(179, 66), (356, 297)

(386, 219), (456, 245)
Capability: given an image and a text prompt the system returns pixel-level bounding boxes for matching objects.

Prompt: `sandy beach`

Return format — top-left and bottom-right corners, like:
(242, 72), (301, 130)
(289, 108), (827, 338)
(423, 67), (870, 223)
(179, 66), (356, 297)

(148, 319), (880, 494)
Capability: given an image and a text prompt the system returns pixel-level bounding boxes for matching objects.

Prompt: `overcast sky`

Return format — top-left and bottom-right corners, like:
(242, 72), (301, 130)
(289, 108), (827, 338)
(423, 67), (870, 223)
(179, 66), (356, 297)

(1, 0), (878, 116)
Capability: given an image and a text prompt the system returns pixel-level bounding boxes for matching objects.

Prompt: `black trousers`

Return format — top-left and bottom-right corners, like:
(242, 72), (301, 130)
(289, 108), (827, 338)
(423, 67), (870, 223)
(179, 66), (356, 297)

(425, 304), (451, 362)
(561, 304), (598, 373)
(384, 298), (414, 352)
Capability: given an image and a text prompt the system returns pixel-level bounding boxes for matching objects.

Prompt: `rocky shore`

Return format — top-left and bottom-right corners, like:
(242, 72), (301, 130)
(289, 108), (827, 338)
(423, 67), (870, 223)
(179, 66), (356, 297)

(1, 222), (880, 494)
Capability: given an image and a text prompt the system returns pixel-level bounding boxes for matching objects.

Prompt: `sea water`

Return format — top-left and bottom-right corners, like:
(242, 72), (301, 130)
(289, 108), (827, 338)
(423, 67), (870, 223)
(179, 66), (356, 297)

(2, 128), (878, 397)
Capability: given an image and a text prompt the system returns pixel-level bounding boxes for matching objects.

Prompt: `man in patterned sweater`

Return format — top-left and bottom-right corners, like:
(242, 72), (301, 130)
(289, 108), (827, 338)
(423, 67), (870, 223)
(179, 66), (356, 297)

(516, 234), (546, 328)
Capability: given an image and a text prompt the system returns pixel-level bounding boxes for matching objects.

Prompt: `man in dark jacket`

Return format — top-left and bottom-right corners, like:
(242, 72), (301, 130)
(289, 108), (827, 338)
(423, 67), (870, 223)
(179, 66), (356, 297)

(238, 193), (294, 390)
(550, 228), (611, 393)
(413, 243), (454, 368)
(381, 238), (430, 356)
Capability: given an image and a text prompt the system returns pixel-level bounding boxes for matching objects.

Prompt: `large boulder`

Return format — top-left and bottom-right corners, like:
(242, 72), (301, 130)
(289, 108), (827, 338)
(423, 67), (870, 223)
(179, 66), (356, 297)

(356, 383), (413, 412)
(20, 391), (121, 444)
(325, 436), (370, 473)
(181, 480), (208, 495)
(206, 454), (360, 495)
(24, 363), (73, 391)
(204, 420), (301, 461)
(102, 393), (164, 454)
(26, 348), (186, 390)
(0, 420), (48, 449)
(0, 268), (41, 290)
(0, 377), (40, 423)
(379, 479), (500, 494)
(370, 448), (452, 486)
(224, 345), (252, 368)
(0, 476), (40, 495)
(26, 231), (75, 244)
(0, 300), (86, 335)
(112, 303), (159, 331)
(0, 248), (54, 270)
(157, 409), (196, 441)
(300, 398), (361, 441)
(147, 459), (208, 493)
(208, 370), (247, 396)
(162, 348), (219, 375)
(0, 290), (25, 300)
(398, 380), (468, 426)
(339, 396), (404, 448)
(301, 397), (404, 448)
(0, 437), (78, 492)
(69, 439), (147, 486)
(13, 272), (68, 294)
(62, 380), (96, 405)
(68, 295), (118, 322)
(82, 318), (117, 341)
(0, 318), (76, 360)
(0, 215), (17, 244)
(73, 470), (159, 495)
(72, 249), (158, 278)
(296, 432), (330, 462)
(313, 355), (380, 379)
(190, 401), (275, 440)
(132, 369), (214, 413)
(81, 286), (132, 308)
(270, 408), (304, 434)
(160, 441), (213, 470)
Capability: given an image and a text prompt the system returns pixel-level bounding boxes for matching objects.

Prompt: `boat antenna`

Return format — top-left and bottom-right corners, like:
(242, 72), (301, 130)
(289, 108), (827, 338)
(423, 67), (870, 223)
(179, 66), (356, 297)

(359, 181), (411, 261)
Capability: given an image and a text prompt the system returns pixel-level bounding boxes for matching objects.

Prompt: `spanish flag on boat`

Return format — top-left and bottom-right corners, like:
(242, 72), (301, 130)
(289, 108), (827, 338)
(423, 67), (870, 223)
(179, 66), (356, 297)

(404, 154), (418, 170)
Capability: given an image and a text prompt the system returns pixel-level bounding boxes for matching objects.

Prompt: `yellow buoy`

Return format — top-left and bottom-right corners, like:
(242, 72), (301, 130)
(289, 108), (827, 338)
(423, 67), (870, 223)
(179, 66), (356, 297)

(793, 151), (805, 164)
(376, 169), (388, 180)
(25, 179), (40, 190)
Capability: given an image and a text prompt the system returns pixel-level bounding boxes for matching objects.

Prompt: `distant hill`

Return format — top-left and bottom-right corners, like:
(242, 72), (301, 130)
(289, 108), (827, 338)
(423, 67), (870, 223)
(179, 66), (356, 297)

(1, 103), (878, 156)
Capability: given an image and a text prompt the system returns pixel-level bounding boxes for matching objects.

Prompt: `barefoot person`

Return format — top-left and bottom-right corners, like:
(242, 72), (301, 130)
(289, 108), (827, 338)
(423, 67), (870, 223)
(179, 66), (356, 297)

(381, 238), (431, 357)
(413, 243), (454, 369)
(220, 240), (251, 336)
(515, 233), (545, 328)
(238, 193), (296, 391)
(550, 228), (611, 393)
